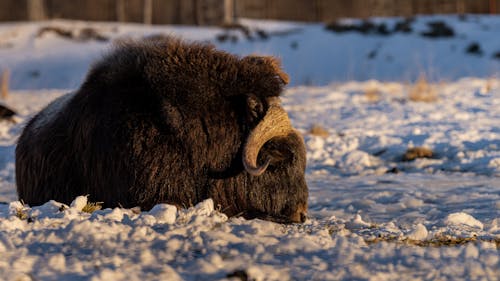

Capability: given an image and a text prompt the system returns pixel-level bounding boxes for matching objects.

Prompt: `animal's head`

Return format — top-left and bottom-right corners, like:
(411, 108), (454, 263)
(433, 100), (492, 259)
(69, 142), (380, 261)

(240, 95), (308, 223)
(232, 56), (308, 223)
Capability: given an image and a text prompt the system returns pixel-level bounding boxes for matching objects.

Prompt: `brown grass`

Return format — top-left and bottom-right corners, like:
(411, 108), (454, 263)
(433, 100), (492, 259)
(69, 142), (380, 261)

(308, 124), (329, 137)
(15, 207), (28, 220)
(1, 69), (9, 100)
(364, 87), (381, 102)
(13, 200), (31, 221)
(483, 78), (495, 93)
(403, 146), (434, 161)
(365, 235), (500, 248)
(82, 202), (103, 213)
(408, 76), (438, 102)
(484, 80), (491, 93)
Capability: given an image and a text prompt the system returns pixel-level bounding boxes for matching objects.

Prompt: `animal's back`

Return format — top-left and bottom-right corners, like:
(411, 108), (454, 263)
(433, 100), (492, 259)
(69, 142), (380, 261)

(16, 38), (240, 209)
(16, 93), (85, 205)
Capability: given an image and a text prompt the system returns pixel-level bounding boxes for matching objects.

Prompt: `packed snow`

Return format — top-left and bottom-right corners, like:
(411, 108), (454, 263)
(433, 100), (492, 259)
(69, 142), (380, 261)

(0, 15), (499, 280)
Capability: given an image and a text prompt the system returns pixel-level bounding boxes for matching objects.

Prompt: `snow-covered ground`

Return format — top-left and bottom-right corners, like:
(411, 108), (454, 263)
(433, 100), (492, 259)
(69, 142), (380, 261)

(0, 15), (499, 280)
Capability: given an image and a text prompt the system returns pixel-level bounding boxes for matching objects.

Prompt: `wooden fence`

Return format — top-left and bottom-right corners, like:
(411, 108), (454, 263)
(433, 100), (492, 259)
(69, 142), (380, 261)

(236, 0), (500, 22)
(0, 0), (227, 25)
(0, 0), (499, 25)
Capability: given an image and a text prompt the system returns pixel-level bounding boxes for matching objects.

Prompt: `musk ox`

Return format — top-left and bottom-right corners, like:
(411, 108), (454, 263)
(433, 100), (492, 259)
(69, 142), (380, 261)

(16, 36), (308, 223)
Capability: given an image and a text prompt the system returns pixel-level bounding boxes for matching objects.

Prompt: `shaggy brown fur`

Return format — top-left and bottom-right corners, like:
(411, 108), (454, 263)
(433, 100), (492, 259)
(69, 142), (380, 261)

(16, 37), (308, 223)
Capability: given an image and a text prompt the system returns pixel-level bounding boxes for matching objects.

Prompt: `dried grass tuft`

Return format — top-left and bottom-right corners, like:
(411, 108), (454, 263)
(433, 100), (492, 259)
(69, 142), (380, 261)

(1, 69), (9, 100)
(13, 200), (32, 221)
(82, 202), (103, 213)
(365, 235), (499, 248)
(15, 207), (28, 220)
(364, 87), (381, 102)
(408, 76), (438, 102)
(308, 124), (329, 137)
(482, 78), (495, 94)
(403, 146), (434, 161)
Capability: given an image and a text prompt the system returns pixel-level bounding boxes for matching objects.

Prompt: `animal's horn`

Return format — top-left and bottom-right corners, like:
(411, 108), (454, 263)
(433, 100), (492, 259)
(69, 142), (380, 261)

(243, 97), (293, 176)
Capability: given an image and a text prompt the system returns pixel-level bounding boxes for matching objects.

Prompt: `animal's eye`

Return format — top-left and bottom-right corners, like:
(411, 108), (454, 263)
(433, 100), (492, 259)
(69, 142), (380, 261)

(246, 94), (265, 124)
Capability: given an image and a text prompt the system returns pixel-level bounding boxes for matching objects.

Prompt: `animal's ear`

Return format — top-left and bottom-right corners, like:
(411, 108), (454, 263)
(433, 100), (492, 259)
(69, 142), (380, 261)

(244, 55), (289, 85)
(246, 94), (265, 124)
(261, 56), (289, 85)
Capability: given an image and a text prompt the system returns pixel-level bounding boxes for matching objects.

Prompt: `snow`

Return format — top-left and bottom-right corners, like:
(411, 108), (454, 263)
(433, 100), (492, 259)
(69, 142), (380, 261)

(1, 15), (499, 90)
(0, 15), (500, 280)
(148, 204), (177, 224)
(70, 195), (88, 211)
(445, 212), (484, 230)
(406, 223), (429, 240)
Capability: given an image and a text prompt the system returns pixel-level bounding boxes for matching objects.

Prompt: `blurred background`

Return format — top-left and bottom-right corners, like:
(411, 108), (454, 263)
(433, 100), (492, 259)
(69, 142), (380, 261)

(0, 0), (499, 89)
(0, 0), (499, 25)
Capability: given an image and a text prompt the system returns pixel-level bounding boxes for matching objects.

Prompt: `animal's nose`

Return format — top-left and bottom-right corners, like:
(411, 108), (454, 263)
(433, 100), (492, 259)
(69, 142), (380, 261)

(299, 212), (307, 223)
(289, 202), (308, 223)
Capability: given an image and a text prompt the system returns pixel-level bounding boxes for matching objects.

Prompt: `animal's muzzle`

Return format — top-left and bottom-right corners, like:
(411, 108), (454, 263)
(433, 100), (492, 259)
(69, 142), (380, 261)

(300, 212), (307, 223)
(289, 203), (308, 223)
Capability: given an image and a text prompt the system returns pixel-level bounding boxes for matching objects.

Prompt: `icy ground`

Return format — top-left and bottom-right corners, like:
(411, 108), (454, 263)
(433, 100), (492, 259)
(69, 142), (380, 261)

(0, 16), (500, 280)
(0, 79), (499, 280)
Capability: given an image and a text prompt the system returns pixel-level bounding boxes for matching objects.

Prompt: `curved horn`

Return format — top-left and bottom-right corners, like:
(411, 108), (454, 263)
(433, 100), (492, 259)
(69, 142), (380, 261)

(243, 97), (294, 176)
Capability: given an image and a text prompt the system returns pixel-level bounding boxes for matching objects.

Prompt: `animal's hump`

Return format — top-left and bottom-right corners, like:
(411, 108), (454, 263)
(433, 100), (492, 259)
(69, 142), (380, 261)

(82, 36), (236, 89)
(81, 35), (287, 102)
